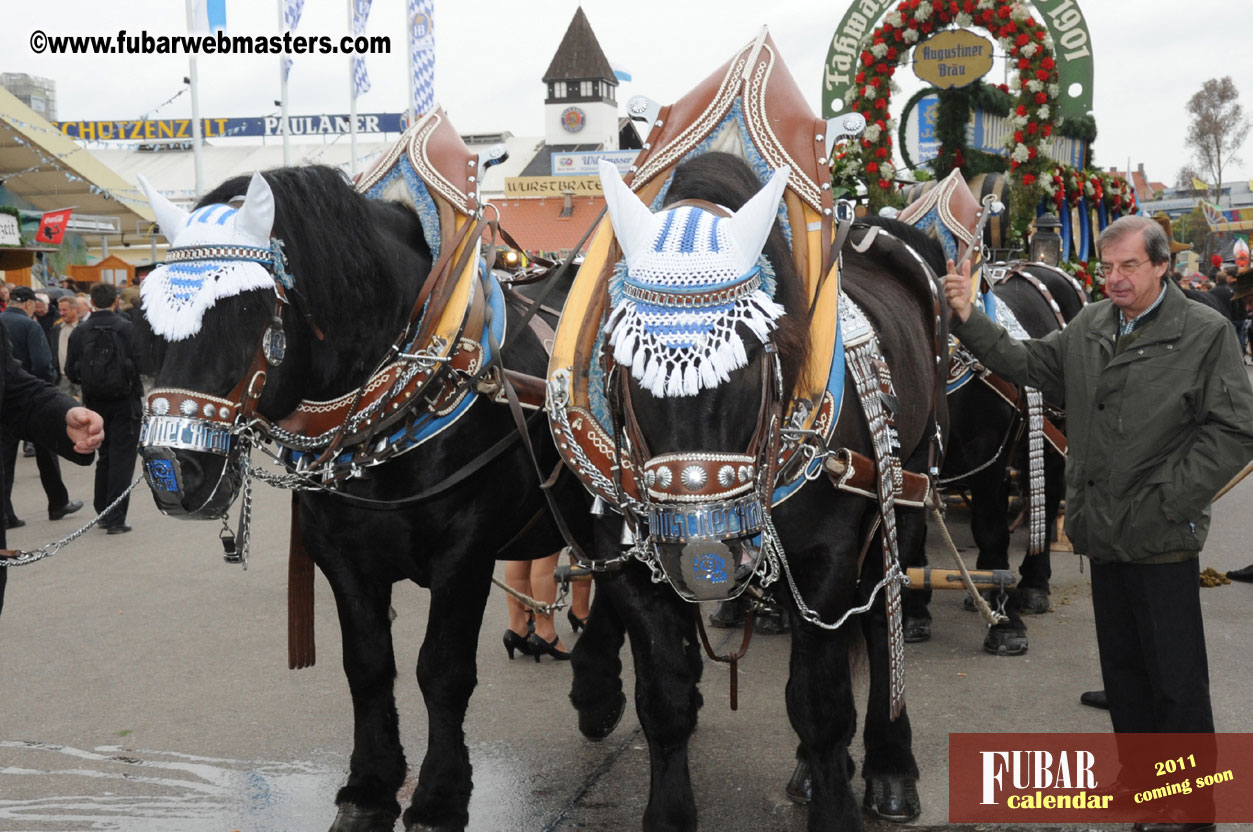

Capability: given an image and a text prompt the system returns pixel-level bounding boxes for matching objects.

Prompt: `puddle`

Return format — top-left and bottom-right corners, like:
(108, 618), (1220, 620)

(0, 741), (341, 831)
(0, 740), (568, 831)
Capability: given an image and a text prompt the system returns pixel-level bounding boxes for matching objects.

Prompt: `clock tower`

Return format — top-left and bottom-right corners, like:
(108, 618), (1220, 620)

(542, 8), (620, 149)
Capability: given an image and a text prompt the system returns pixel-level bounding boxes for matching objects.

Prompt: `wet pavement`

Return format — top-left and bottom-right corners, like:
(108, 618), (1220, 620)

(1, 437), (1251, 832)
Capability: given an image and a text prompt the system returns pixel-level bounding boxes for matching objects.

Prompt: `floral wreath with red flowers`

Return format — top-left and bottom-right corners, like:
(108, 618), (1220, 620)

(848, 0), (1059, 229)
(1042, 166), (1138, 217)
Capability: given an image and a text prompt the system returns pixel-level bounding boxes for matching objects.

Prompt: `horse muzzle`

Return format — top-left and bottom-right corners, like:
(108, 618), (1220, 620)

(646, 493), (767, 602)
(139, 416), (241, 519)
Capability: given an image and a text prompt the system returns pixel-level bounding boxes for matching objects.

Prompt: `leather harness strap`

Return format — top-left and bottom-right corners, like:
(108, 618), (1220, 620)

(694, 608), (754, 711)
(977, 370), (1068, 455)
(287, 492), (316, 669)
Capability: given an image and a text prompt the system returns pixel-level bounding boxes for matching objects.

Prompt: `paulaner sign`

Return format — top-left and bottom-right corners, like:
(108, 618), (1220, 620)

(52, 113), (406, 141)
(912, 30), (994, 89)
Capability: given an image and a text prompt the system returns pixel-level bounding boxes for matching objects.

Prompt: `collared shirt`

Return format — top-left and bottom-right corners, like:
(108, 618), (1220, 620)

(1116, 280), (1168, 337)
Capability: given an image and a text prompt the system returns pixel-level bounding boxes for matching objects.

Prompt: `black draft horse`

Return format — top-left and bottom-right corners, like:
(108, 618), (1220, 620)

(140, 166), (586, 832)
(569, 153), (944, 831)
(883, 229), (1083, 655)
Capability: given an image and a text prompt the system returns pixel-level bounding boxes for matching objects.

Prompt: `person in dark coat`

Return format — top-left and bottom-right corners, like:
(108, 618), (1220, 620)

(0, 287), (85, 528)
(65, 283), (143, 534)
(0, 318), (104, 619)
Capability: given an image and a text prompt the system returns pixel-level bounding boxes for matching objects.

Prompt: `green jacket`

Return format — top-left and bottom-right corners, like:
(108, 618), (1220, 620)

(951, 280), (1253, 564)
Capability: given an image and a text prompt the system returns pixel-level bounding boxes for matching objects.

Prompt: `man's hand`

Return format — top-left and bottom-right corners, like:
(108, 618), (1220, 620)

(944, 258), (974, 323)
(65, 406), (104, 454)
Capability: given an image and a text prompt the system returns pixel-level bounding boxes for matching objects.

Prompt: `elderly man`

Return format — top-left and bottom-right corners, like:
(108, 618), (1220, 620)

(944, 216), (1253, 821)
(50, 295), (82, 399)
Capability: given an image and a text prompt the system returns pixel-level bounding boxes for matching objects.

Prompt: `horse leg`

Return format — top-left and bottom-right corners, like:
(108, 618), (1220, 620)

(570, 572), (628, 740)
(778, 496), (865, 831)
(612, 562), (702, 832)
(860, 509), (922, 824)
(318, 551), (407, 832)
(785, 603), (860, 831)
(402, 554), (495, 832)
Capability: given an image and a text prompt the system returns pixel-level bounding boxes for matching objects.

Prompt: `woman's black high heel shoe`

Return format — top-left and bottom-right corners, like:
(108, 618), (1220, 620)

(503, 629), (532, 660)
(567, 609), (589, 633)
(527, 633), (570, 662)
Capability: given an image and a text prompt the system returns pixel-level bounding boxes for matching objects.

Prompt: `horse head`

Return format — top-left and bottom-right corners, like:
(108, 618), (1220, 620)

(599, 154), (805, 602)
(137, 167), (427, 519)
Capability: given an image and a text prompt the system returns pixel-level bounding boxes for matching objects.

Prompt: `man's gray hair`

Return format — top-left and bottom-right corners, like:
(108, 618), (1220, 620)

(1098, 215), (1170, 264)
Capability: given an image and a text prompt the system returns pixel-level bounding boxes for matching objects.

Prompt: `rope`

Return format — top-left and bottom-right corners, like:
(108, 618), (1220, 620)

(924, 491), (1007, 626)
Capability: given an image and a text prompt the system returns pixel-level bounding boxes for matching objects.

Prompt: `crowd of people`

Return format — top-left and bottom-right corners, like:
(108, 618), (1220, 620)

(0, 276), (145, 617)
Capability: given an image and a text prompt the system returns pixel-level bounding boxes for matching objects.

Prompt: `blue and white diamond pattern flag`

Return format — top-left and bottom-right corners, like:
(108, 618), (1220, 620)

(281, 0), (305, 82)
(351, 0), (373, 98)
(409, 0), (435, 116)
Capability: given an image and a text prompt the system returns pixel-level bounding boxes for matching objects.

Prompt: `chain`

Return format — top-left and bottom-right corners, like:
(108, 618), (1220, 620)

(769, 509), (905, 631)
(490, 573), (570, 616)
(0, 475), (144, 568)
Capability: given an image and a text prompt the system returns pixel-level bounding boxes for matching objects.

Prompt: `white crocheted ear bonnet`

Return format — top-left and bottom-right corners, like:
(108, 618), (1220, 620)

(599, 159), (790, 398)
(139, 172), (281, 341)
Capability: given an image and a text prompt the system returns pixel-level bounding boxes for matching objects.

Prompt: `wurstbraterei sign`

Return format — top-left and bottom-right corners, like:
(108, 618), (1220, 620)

(912, 29), (994, 89)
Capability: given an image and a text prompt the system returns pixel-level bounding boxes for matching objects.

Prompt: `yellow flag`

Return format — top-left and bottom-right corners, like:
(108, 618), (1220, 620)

(1192, 177), (1211, 191)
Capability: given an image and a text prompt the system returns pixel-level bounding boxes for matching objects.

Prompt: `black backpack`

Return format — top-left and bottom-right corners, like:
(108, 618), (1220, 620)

(78, 326), (133, 400)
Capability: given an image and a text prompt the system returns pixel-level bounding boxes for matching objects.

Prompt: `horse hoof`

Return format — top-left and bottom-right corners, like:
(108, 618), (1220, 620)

(983, 628), (1029, 656)
(863, 775), (921, 823)
(785, 758), (812, 805)
(578, 691), (627, 741)
(1019, 587), (1052, 615)
(754, 608), (790, 635)
(902, 617), (931, 643)
(328, 802), (400, 832)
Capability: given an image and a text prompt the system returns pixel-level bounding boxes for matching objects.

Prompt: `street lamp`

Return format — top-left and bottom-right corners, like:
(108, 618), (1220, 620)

(1030, 213), (1063, 266)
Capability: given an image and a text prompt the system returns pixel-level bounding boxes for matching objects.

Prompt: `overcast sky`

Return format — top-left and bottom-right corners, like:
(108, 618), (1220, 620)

(5, 0), (1252, 189)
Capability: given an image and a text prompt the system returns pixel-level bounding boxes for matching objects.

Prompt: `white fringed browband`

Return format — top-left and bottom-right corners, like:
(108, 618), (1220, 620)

(605, 259), (784, 398)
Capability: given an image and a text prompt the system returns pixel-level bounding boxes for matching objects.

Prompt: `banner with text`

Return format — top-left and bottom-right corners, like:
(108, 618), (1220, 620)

(53, 114), (405, 141)
(505, 176), (603, 198)
(950, 733), (1253, 824)
(550, 149), (639, 176)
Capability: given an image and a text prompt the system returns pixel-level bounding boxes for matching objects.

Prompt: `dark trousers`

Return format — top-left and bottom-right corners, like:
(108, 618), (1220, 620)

(1, 428), (69, 519)
(88, 397), (141, 528)
(1091, 558), (1214, 733)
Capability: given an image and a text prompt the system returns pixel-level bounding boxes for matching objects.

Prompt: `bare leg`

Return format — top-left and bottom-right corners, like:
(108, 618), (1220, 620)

(529, 552), (565, 649)
(504, 560), (532, 637)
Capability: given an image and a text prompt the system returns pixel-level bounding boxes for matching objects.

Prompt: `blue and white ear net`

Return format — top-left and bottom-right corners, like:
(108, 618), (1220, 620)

(138, 171), (280, 341)
(605, 205), (784, 398)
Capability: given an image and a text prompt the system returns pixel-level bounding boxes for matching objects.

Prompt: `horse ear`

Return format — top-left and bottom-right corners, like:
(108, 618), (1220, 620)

(726, 166), (790, 271)
(138, 174), (189, 243)
(236, 171), (276, 243)
(598, 160), (654, 264)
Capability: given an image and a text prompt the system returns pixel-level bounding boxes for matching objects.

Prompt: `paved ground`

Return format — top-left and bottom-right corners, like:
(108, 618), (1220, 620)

(1, 435), (1251, 831)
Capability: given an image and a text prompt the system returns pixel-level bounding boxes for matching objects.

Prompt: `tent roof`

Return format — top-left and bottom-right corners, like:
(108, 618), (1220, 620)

(0, 85), (153, 234)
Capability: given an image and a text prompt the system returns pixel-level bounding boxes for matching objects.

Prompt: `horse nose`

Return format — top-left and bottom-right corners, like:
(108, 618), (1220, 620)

(139, 447), (227, 517)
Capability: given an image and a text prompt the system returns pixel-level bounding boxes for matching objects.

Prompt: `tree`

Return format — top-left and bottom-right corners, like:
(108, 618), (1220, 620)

(1183, 77), (1251, 206)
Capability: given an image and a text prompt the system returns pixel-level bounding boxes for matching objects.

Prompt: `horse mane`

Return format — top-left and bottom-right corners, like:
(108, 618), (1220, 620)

(662, 152), (809, 399)
(196, 166), (431, 353)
